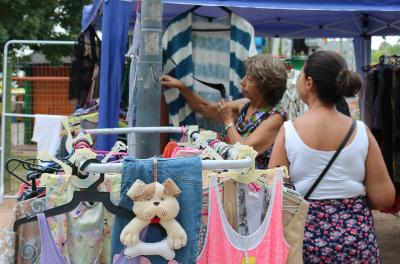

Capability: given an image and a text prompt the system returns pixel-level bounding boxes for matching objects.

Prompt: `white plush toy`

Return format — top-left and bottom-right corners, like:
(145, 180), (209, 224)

(120, 178), (187, 260)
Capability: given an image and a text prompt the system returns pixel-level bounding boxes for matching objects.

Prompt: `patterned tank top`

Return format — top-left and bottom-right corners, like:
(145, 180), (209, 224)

(236, 102), (287, 169)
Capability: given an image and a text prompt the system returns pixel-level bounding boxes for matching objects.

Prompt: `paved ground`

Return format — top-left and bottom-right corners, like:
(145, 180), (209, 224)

(1, 199), (399, 263)
(373, 211), (400, 264)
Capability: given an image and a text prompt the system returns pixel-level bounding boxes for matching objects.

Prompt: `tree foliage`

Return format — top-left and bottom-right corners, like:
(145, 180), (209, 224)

(372, 40), (400, 64)
(0, 0), (91, 61)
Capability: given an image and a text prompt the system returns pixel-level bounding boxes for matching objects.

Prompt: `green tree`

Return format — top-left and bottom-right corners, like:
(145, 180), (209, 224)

(371, 42), (400, 64)
(378, 41), (391, 50)
(0, 0), (91, 60)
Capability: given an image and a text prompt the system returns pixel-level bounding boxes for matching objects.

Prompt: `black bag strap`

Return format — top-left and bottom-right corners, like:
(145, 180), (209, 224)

(304, 119), (357, 200)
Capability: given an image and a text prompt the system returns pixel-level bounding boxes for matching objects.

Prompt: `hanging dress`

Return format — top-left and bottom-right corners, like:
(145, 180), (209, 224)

(197, 172), (289, 264)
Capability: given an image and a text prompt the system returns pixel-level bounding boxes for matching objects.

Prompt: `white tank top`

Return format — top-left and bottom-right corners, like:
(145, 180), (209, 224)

(284, 120), (368, 199)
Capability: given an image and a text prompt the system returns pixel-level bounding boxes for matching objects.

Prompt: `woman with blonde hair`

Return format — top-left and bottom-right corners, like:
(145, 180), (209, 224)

(162, 54), (288, 168)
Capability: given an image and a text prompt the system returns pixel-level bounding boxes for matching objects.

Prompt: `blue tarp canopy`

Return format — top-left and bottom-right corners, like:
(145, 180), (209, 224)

(83, 0), (400, 37)
(83, 0), (400, 150)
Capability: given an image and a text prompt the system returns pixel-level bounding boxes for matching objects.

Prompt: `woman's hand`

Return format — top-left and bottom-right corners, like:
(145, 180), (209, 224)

(161, 75), (184, 90)
(218, 99), (235, 126)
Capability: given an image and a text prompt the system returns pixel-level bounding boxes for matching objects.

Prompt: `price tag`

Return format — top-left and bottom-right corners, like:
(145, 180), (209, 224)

(241, 256), (256, 264)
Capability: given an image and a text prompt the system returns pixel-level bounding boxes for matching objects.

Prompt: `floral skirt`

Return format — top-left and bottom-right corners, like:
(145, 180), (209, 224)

(303, 196), (380, 264)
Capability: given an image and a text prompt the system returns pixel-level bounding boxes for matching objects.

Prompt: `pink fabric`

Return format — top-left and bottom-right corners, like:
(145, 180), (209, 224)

(171, 147), (201, 158)
(247, 182), (261, 192)
(17, 179), (41, 196)
(197, 175), (289, 264)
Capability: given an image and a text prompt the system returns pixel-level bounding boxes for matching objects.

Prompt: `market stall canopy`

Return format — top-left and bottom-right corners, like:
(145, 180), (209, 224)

(82, 0), (400, 37)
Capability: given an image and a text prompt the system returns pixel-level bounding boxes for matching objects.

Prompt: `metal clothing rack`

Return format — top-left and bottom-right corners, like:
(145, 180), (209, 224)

(82, 126), (184, 135)
(82, 157), (253, 173)
(81, 125), (254, 172)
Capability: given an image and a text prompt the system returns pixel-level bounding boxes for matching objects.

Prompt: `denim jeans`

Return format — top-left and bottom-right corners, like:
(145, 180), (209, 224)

(110, 156), (202, 264)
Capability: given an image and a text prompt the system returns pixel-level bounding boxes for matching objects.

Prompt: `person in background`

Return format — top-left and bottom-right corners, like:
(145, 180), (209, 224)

(162, 54), (287, 168)
(269, 50), (395, 263)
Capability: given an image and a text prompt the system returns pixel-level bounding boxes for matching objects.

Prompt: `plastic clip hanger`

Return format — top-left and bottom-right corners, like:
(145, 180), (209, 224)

(101, 141), (127, 163)
(62, 118), (74, 154)
(14, 159), (134, 232)
(38, 151), (73, 176)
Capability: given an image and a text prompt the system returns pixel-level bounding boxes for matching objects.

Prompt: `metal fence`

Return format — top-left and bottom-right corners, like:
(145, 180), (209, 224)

(1, 40), (76, 201)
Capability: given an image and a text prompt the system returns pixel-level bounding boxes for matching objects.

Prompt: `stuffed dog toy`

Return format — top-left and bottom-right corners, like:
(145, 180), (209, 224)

(120, 178), (187, 251)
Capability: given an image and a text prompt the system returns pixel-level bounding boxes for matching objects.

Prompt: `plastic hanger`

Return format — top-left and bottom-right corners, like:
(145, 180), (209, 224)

(14, 159), (134, 232)
(38, 151), (73, 175)
(62, 118), (74, 154)
(188, 5), (231, 15)
(214, 144), (303, 213)
(190, 130), (224, 160)
(165, 57), (228, 100)
(101, 141), (127, 163)
(188, 5), (232, 31)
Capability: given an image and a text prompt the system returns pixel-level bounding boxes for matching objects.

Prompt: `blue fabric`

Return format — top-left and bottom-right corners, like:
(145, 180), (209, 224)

(162, 11), (256, 132)
(149, 2), (400, 38)
(126, 12), (141, 126)
(354, 36), (372, 74)
(96, 0), (133, 151)
(81, 0), (102, 32)
(110, 156), (203, 264)
(163, 0), (400, 11)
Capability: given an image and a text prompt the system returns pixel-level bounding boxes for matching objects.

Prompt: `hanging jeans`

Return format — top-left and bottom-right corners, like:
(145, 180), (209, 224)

(110, 156), (202, 264)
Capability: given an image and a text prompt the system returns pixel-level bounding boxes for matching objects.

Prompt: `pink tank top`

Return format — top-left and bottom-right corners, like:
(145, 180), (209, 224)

(197, 173), (289, 264)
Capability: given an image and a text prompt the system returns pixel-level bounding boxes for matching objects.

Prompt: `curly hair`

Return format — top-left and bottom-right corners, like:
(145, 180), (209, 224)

(245, 54), (287, 106)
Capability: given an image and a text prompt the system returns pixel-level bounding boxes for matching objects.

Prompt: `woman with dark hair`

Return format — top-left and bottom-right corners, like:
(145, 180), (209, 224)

(269, 50), (395, 262)
(162, 54), (287, 168)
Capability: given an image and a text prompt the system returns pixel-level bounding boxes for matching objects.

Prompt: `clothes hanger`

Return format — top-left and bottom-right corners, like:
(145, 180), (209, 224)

(5, 158), (63, 187)
(14, 159), (134, 232)
(165, 57), (228, 100)
(188, 5), (232, 16)
(188, 5), (232, 32)
(6, 158), (39, 186)
(214, 144), (304, 213)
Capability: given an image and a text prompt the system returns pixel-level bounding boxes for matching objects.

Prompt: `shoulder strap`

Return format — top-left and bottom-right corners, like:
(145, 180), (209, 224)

(304, 119), (357, 200)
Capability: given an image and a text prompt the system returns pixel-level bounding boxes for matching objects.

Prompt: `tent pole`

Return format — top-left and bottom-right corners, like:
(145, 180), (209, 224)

(134, 0), (163, 158)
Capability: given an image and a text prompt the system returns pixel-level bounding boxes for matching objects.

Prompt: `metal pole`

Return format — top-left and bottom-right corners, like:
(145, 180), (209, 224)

(134, 0), (163, 158)
(1, 41), (11, 202)
(3, 113), (37, 118)
(83, 157), (254, 173)
(0, 40), (75, 202)
(2, 40), (76, 46)
(84, 126), (182, 135)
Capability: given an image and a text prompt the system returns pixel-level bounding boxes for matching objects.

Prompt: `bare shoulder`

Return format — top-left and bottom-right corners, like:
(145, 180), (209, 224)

(260, 112), (285, 129)
(230, 98), (250, 113)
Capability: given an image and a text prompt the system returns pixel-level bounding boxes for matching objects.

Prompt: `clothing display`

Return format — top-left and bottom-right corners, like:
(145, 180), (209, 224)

(236, 178), (309, 264)
(162, 11), (257, 131)
(283, 197), (309, 264)
(68, 25), (101, 108)
(7, 4), (391, 264)
(42, 173), (121, 264)
(37, 213), (68, 264)
(197, 175), (289, 264)
(234, 103), (287, 239)
(3, 131), (310, 264)
(280, 69), (308, 120)
(110, 156), (203, 264)
(32, 114), (64, 158)
(97, 0), (133, 151)
(0, 197), (47, 264)
(359, 60), (400, 191)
